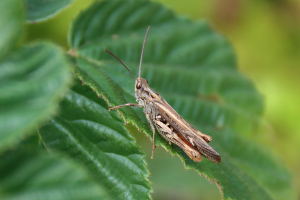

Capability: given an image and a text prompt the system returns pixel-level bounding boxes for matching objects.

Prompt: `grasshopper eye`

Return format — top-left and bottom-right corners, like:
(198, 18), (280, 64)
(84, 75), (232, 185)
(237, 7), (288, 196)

(136, 83), (142, 89)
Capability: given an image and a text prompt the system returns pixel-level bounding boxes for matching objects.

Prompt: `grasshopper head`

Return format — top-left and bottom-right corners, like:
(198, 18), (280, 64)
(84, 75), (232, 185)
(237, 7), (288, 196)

(135, 77), (149, 97)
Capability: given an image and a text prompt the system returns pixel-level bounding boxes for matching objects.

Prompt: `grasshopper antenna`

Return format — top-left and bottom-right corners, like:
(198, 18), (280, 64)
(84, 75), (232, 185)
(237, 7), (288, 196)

(138, 26), (150, 78)
(104, 49), (136, 79)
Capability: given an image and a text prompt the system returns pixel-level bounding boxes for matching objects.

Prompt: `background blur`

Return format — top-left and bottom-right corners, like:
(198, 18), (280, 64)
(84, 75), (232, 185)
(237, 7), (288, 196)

(26, 0), (300, 199)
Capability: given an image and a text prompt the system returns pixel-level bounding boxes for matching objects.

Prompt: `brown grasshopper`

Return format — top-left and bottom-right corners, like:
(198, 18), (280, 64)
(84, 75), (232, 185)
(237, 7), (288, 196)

(105, 26), (221, 163)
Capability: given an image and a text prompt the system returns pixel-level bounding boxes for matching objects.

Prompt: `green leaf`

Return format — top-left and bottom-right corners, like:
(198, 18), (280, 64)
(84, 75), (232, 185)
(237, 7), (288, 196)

(23, 0), (75, 22)
(0, 0), (24, 61)
(38, 82), (152, 200)
(67, 1), (296, 200)
(0, 43), (72, 152)
(0, 134), (110, 200)
(69, 0), (263, 136)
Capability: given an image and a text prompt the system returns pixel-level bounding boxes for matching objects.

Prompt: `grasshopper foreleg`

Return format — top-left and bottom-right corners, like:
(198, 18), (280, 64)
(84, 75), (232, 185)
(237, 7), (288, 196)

(145, 113), (156, 159)
(109, 103), (142, 111)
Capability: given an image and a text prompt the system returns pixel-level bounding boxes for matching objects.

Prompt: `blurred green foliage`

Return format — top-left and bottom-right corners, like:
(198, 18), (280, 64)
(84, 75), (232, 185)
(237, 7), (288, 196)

(0, 0), (299, 199)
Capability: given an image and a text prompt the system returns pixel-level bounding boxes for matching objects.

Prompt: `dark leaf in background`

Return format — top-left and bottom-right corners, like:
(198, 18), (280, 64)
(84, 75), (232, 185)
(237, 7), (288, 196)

(0, 0), (24, 61)
(24, 0), (75, 22)
(0, 134), (110, 200)
(0, 43), (72, 152)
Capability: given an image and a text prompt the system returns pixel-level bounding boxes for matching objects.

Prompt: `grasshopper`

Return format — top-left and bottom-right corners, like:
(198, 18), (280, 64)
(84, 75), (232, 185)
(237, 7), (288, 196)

(105, 26), (221, 163)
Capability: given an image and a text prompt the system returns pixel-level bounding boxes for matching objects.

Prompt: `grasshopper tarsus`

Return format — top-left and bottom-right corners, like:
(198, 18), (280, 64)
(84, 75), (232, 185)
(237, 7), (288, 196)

(151, 144), (157, 159)
(151, 143), (156, 159)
